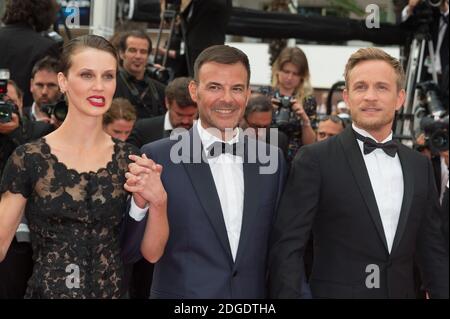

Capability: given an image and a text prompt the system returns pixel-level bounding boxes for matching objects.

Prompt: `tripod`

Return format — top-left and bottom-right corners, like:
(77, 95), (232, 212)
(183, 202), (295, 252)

(153, 7), (179, 69)
(395, 19), (439, 146)
(152, 0), (194, 80)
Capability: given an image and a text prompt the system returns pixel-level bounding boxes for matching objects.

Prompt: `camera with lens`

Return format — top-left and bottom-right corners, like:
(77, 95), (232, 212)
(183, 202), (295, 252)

(411, 0), (445, 27)
(0, 69), (19, 124)
(272, 91), (318, 132)
(41, 98), (68, 122)
(414, 81), (448, 153)
(147, 65), (171, 84)
(272, 91), (298, 132)
(421, 115), (448, 153)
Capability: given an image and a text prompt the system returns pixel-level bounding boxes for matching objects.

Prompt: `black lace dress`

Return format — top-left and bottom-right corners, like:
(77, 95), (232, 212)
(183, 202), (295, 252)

(0, 138), (139, 298)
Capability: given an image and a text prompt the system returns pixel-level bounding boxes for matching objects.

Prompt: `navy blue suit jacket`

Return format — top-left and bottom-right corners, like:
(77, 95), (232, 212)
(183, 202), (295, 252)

(122, 126), (290, 298)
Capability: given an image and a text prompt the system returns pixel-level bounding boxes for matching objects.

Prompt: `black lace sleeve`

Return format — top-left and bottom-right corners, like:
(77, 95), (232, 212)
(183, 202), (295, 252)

(0, 144), (33, 198)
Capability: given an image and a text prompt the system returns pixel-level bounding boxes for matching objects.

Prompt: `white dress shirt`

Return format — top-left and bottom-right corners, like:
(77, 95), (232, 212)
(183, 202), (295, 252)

(353, 124), (404, 253)
(196, 119), (244, 261)
(129, 119), (245, 261)
(31, 102), (49, 122)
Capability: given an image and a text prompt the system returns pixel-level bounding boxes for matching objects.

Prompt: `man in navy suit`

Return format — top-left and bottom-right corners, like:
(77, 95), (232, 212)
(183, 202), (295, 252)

(122, 45), (298, 298)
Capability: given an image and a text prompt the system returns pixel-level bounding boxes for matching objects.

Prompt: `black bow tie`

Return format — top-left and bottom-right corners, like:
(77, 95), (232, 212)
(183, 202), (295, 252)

(353, 130), (398, 157)
(207, 141), (243, 158)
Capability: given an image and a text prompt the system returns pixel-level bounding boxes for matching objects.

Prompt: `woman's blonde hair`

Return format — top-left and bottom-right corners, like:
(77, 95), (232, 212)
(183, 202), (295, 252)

(103, 98), (137, 126)
(271, 47), (313, 102)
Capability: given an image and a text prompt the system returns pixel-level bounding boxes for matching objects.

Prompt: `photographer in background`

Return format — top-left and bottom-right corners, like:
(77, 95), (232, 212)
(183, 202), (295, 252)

(115, 30), (166, 120)
(1, 78), (53, 177)
(270, 47), (317, 162)
(240, 94), (289, 158)
(0, 79), (52, 299)
(24, 56), (63, 127)
(0, 0), (61, 107)
(402, 0), (449, 84)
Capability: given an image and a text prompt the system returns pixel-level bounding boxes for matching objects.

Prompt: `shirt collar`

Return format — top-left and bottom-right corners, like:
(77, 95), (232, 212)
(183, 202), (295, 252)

(196, 118), (240, 150)
(352, 123), (393, 144)
(31, 102), (48, 121)
(164, 112), (173, 131)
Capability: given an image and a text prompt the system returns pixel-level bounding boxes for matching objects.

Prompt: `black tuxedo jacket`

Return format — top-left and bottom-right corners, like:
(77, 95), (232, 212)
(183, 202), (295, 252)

(269, 126), (449, 299)
(126, 115), (168, 149)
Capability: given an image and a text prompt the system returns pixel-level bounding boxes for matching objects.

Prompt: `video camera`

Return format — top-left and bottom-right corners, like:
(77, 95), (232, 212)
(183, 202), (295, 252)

(411, 0), (445, 25)
(0, 69), (19, 124)
(414, 81), (448, 153)
(41, 98), (68, 122)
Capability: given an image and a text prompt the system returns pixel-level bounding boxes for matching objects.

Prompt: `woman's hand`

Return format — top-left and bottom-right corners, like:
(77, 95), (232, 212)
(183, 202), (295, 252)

(125, 154), (167, 210)
(291, 99), (310, 125)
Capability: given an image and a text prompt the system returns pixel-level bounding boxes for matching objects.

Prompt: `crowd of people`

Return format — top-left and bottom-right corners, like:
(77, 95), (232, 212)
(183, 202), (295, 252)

(0, 0), (448, 299)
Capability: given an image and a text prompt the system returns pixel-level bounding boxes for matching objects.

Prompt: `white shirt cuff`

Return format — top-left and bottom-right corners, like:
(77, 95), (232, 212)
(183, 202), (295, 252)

(129, 196), (149, 221)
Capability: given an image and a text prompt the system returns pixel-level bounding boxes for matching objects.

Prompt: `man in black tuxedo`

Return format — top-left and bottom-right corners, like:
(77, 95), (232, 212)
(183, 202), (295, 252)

(269, 47), (449, 299)
(126, 77), (197, 149)
(0, 0), (61, 107)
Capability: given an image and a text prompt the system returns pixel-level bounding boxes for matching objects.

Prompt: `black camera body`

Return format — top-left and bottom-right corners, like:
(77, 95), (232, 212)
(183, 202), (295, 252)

(41, 99), (68, 122)
(147, 65), (171, 84)
(0, 100), (17, 123)
(272, 92), (298, 132)
(415, 80), (449, 153)
(0, 70), (19, 124)
(272, 91), (318, 132)
(421, 115), (449, 153)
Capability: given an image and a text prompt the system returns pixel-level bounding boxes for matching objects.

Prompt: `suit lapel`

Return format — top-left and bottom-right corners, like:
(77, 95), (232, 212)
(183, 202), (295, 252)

(182, 128), (234, 262)
(233, 140), (260, 266)
(339, 127), (389, 252)
(391, 145), (414, 254)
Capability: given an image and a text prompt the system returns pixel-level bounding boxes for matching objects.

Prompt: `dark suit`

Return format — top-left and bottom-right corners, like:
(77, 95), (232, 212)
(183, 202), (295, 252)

(269, 127), (449, 299)
(125, 116), (166, 299)
(441, 187), (449, 254)
(126, 115), (171, 149)
(122, 126), (288, 298)
(114, 69), (166, 120)
(0, 23), (60, 107)
(181, 0), (232, 76)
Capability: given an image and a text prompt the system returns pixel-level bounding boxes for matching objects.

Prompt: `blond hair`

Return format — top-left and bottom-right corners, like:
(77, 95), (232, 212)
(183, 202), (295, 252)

(344, 47), (405, 91)
(103, 98), (137, 126)
(271, 47), (313, 102)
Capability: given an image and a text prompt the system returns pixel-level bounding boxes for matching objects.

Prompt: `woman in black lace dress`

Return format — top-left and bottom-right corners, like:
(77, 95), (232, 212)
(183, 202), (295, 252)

(0, 35), (168, 298)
